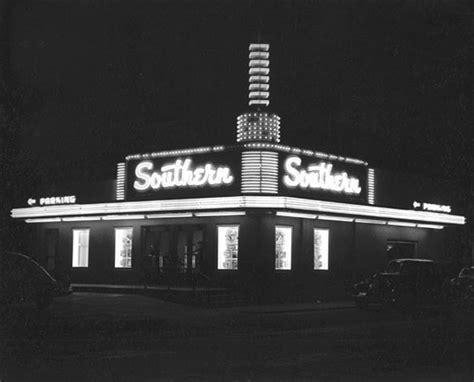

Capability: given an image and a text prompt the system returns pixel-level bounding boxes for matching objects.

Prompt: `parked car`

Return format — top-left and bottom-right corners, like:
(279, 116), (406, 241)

(0, 251), (62, 312)
(449, 266), (474, 302)
(353, 258), (449, 309)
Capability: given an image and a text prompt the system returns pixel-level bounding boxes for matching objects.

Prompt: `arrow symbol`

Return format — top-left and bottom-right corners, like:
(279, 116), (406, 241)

(27, 198), (36, 206)
(413, 201), (421, 209)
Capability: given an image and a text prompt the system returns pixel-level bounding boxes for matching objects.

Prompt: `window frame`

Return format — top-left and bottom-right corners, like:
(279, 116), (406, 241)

(275, 225), (293, 271)
(217, 224), (240, 271)
(313, 227), (330, 271)
(72, 228), (90, 268)
(114, 227), (134, 269)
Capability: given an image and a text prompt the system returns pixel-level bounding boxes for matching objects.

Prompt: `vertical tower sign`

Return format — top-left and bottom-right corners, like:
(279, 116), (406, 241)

(239, 43), (282, 194)
(236, 43), (281, 143)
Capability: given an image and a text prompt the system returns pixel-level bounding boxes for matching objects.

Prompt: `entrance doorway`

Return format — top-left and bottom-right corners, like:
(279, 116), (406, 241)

(142, 225), (204, 286)
(386, 240), (417, 261)
(45, 229), (59, 273)
(45, 228), (70, 286)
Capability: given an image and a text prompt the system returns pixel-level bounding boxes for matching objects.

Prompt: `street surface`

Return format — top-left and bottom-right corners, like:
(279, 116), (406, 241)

(0, 293), (472, 381)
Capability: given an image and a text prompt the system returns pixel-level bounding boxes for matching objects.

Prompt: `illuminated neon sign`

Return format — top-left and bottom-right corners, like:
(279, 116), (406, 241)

(133, 159), (234, 191)
(283, 156), (362, 194)
(28, 196), (77, 206)
(413, 201), (451, 213)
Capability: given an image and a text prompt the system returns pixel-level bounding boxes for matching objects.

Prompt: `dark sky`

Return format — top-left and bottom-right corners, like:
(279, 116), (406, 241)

(5, 0), (473, 189)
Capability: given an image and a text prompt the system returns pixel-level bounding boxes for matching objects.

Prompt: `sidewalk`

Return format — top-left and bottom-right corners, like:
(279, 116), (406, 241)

(0, 291), (356, 340)
(49, 292), (354, 331)
(70, 283), (355, 313)
(239, 300), (355, 314)
(71, 282), (227, 292)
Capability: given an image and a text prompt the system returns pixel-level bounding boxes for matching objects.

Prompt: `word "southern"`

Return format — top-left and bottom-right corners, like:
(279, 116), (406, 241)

(283, 156), (361, 194)
(134, 159), (234, 191)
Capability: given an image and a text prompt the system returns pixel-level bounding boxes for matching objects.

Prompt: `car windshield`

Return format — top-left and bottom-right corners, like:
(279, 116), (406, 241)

(401, 261), (425, 275)
(460, 268), (474, 277)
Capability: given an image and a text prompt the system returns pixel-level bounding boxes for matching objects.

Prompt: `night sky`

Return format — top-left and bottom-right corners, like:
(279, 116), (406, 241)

(4, 0), (473, 195)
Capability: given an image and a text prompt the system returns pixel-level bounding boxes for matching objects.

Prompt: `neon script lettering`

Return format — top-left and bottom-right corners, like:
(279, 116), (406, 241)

(134, 159), (234, 191)
(283, 156), (361, 194)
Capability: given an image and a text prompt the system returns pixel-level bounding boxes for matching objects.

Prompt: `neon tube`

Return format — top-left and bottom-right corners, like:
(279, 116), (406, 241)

(354, 218), (387, 225)
(318, 215), (354, 222)
(102, 215), (146, 220)
(25, 218), (61, 223)
(194, 211), (246, 217)
(146, 213), (193, 219)
(388, 221), (417, 227)
(11, 196), (465, 225)
(62, 216), (102, 222)
(416, 224), (444, 230)
(276, 211), (317, 219)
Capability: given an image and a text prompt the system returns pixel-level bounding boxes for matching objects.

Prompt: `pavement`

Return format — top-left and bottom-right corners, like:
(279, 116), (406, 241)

(52, 291), (355, 322)
(2, 292), (472, 381)
(1, 291), (357, 338)
(70, 282), (355, 310)
(64, 288), (355, 313)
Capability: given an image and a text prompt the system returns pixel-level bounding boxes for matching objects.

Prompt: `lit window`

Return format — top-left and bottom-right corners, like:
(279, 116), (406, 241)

(72, 229), (89, 267)
(115, 228), (133, 268)
(217, 226), (239, 270)
(275, 226), (292, 270)
(314, 228), (329, 270)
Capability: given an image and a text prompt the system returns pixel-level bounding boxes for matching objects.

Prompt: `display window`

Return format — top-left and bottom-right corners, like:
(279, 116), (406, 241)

(313, 228), (329, 270)
(72, 229), (89, 267)
(115, 228), (133, 268)
(275, 226), (292, 270)
(217, 225), (239, 270)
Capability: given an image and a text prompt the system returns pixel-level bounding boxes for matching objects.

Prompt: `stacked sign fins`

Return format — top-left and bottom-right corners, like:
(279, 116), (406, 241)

(236, 43), (281, 144)
(248, 43), (270, 107)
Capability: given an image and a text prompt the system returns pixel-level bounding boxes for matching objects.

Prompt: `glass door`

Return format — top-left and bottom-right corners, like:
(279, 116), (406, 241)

(143, 227), (171, 285)
(143, 225), (204, 286)
(175, 226), (203, 273)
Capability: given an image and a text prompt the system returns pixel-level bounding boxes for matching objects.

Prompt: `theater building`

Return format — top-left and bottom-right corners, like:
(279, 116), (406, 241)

(11, 44), (466, 302)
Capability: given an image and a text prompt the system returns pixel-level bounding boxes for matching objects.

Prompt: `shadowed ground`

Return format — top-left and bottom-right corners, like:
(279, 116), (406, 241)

(0, 292), (472, 381)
